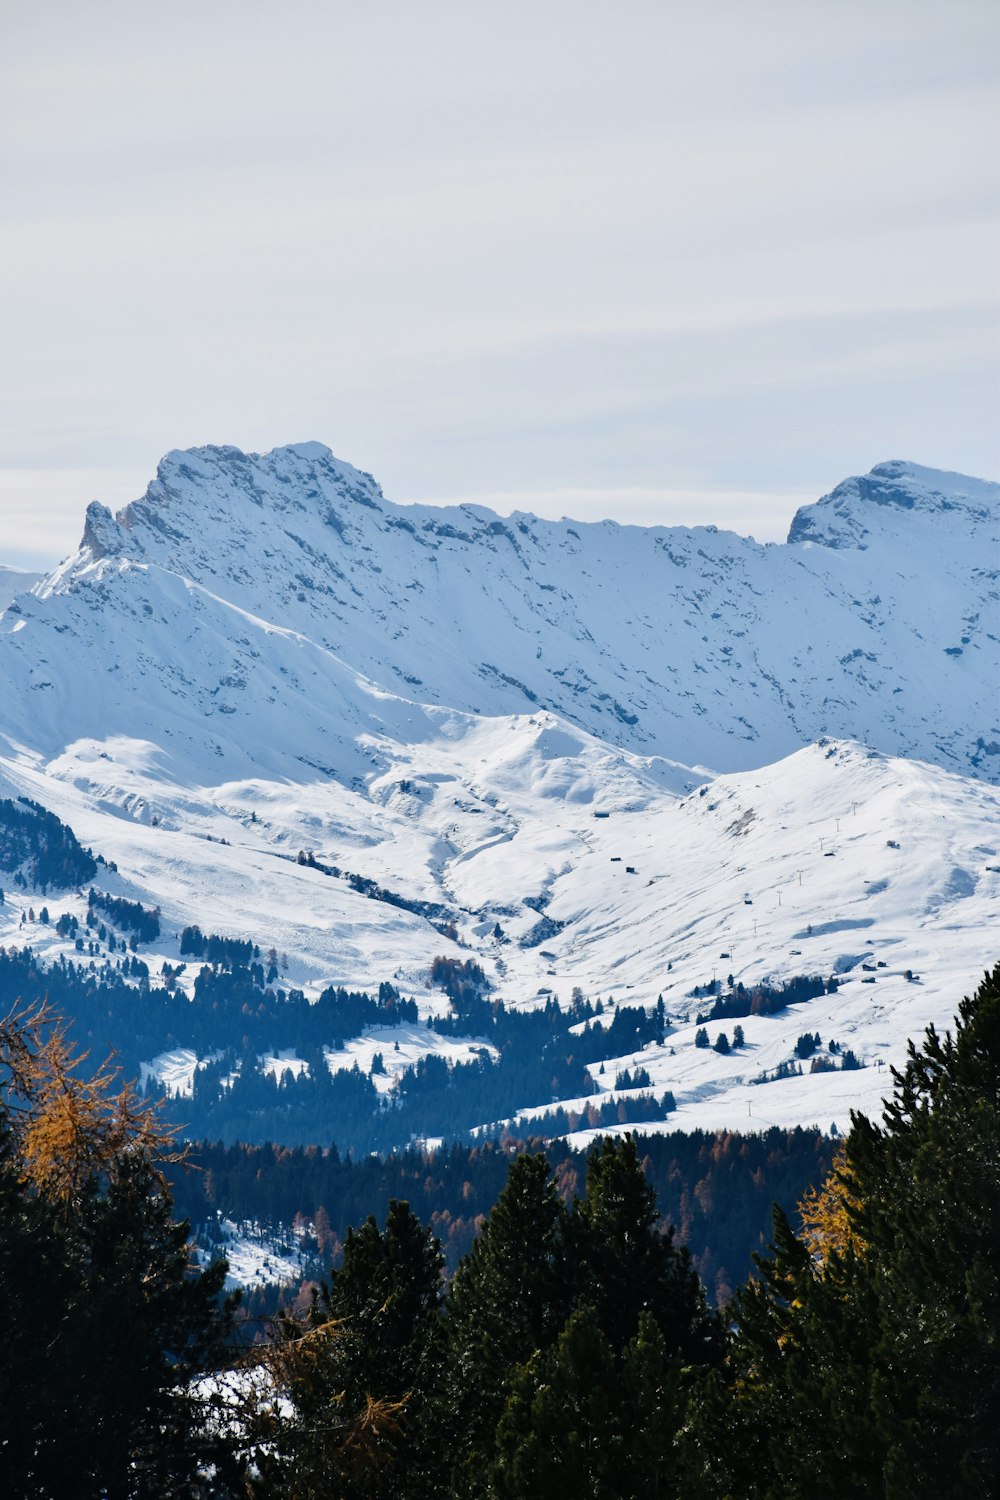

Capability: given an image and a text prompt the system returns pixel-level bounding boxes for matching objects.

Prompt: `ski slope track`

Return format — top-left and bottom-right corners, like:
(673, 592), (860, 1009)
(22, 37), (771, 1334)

(0, 444), (998, 1140)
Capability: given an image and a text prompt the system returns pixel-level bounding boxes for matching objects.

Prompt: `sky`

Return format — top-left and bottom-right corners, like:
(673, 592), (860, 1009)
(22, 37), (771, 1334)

(1, 0), (997, 570)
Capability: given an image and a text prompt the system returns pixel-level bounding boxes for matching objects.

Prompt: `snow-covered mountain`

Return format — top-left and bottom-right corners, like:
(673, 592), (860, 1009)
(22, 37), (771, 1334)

(0, 445), (997, 1139)
(2, 445), (997, 782)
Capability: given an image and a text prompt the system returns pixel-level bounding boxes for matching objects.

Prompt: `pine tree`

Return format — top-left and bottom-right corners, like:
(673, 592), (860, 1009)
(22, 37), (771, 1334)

(489, 1305), (624, 1500)
(572, 1134), (719, 1360)
(621, 1311), (685, 1500)
(846, 963), (1000, 1495)
(0, 1100), (72, 1495)
(325, 1199), (446, 1498)
(61, 1152), (235, 1499)
(445, 1152), (572, 1485)
(327, 1199), (443, 1391)
(250, 1313), (409, 1500)
(253, 1201), (444, 1499)
(678, 964), (1000, 1499)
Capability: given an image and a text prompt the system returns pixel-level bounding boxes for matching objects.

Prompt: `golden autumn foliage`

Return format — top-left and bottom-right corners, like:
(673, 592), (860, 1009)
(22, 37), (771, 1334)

(797, 1144), (865, 1262)
(0, 1000), (183, 1202)
(0, 1002), (240, 1497)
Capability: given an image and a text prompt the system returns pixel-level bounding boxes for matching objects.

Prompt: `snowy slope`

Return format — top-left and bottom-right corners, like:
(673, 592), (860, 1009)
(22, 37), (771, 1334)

(0, 564), (42, 612)
(0, 445), (997, 1137)
(0, 728), (995, 1137)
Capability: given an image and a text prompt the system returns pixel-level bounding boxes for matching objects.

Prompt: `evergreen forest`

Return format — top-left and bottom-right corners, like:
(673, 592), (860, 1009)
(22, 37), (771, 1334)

(170, 1125), (835, 1308)
(1, 965), (996, 1498)
(0, 937), (843, 1152)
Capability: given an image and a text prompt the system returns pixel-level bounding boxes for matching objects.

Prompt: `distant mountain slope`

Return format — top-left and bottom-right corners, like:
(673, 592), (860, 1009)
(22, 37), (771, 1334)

(0, 446), (996, 1139)
(0, 733), (996, 1140)
(0, 445), (996, 783)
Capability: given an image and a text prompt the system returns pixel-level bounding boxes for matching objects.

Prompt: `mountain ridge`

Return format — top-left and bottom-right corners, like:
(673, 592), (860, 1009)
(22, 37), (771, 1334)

(4, 447), (998, 784)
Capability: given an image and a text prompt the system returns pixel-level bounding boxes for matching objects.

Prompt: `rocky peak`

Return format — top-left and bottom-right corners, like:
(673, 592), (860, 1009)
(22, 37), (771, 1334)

(80, 501), (139, 562)
(787, 460), (999, 549)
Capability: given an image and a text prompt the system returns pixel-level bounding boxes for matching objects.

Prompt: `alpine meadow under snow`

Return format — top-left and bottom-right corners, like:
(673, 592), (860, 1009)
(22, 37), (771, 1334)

(0, 443), (997, 1142)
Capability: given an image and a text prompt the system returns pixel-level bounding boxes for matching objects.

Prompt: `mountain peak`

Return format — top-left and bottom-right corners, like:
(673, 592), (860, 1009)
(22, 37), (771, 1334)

(279, 440), (335, 462)
(787, 460), (999, 549)
(65, 443), (387, 575)
(81, 500), (138, 562)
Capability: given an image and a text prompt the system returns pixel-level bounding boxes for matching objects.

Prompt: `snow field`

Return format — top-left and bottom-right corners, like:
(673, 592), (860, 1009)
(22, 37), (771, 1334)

(0, 447), (997, 1139)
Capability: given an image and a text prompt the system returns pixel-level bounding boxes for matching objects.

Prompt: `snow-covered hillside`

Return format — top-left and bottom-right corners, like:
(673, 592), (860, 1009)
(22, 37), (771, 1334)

(0, 445), (997, 1139)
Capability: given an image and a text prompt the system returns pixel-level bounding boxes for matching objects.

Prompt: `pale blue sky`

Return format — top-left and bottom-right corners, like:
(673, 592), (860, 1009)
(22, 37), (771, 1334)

(1, 0), (997, 568)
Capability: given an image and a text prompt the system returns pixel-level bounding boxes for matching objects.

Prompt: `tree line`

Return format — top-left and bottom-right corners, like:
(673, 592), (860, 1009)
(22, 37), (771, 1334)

(0, 922), (841, 1151)
(170, 1125), (834, 1304)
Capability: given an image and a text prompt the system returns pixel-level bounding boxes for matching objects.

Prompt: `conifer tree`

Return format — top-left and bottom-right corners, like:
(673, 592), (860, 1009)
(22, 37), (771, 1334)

(572, 1134), (719, 1360)
(489, 1305), (623, 1499)
(445, 1152), (572, 1485)
(0, 1004), (236, 1499)
(328, 1200), (443, 1389)
(678, 964), (1000, 1499)
(249, 1314), (409, 1500)
(457, 1139), (720, 1496)
(0, 1100), (71, 1495)
(325, 1199), (446, 1498)
(61, 1151), (234, 1499)
(620, 1310), (685, 1499)
(248, 1199), (445, 1499)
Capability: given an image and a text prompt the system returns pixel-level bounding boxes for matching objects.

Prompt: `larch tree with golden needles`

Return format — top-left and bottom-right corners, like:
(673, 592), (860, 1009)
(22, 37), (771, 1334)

(0, 1004), (238, 1500)
(797, 1144), (864, 1264)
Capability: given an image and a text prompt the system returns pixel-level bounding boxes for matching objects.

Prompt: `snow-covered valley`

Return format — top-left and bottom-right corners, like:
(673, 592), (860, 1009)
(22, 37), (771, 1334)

(0, 445), (997, 1142)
